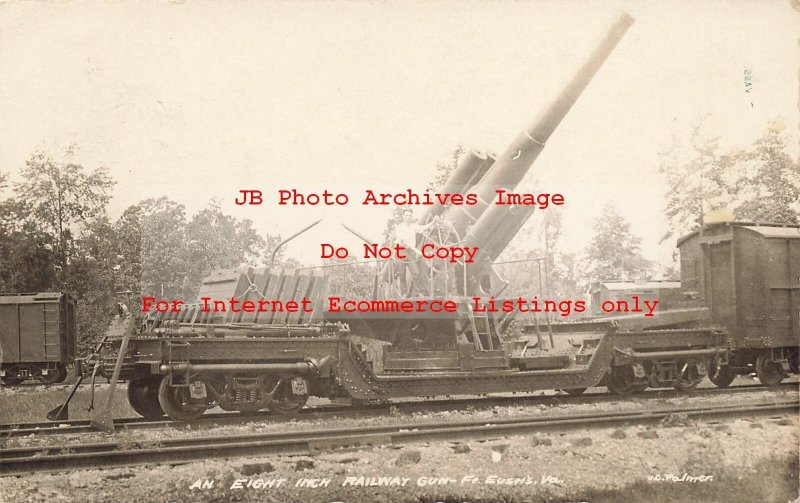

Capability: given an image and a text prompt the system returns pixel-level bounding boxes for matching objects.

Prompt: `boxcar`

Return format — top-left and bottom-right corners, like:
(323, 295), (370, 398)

(0, 293), (76, 385)
(589, 280), (683, 316)
(677, 222), (800, 386)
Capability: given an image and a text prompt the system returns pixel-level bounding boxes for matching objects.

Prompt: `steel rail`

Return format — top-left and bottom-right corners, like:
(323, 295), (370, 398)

(1, 400), (796, 475)
(1, 382), (796, 438)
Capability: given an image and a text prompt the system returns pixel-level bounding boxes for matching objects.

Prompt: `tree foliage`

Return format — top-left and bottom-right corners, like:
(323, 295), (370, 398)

(12, 146), (115, 289)
(0, 148), (285, 349)
(0, 216), (58, 292)
(184, 200), (270, 298)
(324, 258), (376, 299)
(70, 218), (133, 350)
(583, 204), (652, 284)
(499, 208), (582, 301)
(660, 120), (799, 242)
(133, 197), (286, 301)
(138, 197), (189, 299)
(730, 124), (799, 223)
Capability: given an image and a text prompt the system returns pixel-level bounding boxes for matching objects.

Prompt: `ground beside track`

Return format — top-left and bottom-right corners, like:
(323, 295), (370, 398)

(0, 407), (796, 502)
(0, 384), (798, 502)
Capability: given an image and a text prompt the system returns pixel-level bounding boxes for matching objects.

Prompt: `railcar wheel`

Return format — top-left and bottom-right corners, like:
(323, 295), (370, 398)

(37, 368), (63, 385)
(789, 351), (799, 374)
(756, 352), (785, 387)
(673, 377), (702, 391)
(158, 377), (206, 421)
(54, 366), (68, 383)
(268, 394), (308, 415)
(605, 370), (631, 395)
(128, 377), (166, 420)
(605, 367), (635, 395)
(708, 362), (735, 388)
(673, 361), (704, 391)
(605, 365), (648, 395)
(264, 377), (308, 415)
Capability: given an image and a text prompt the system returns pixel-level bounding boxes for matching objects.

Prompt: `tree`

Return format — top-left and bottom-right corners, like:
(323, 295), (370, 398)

(323, 257), (376, 299)
(138, 197), (190, 299)
(584, 204), (653, 284)
(113, 205), (144, 299)
(658, 123), (734, 242)
(498, 208), (582, 300)
(659, 119), (799, 242)
(0, 215), (58, 292)
(730, 123), (799, 223)
(110, 197), (289, 303)
(70, 217), (133, 350)
(13, 146), (115, 289)
(183, 200), (270, 298)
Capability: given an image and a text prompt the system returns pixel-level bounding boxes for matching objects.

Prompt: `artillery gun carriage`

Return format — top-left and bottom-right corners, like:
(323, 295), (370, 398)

(53, 13), (797, 429)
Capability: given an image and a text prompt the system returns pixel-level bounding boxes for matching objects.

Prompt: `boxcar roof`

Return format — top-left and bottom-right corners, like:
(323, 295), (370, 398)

(595, 281), (681, 291)
(741, 225), (800, 239)
(0, 292), (64, 304)
(677, 222), (800, 247)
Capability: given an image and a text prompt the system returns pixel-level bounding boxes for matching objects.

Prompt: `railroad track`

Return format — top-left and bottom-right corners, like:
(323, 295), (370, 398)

(1, 382), (796, 438)
(1, 399), (796, 476)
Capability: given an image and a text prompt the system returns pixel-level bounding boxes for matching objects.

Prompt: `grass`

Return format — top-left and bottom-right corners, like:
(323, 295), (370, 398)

(0, 383), (136, 424)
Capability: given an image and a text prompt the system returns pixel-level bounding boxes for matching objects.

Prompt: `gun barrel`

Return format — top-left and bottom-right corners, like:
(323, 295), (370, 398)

(441, 13), (634, 238)
(468, 204), (536, 262)
(418, 150), (494, 224)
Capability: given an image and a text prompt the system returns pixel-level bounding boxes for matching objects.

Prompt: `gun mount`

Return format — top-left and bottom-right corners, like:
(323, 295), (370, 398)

(314, 12), (635, 356)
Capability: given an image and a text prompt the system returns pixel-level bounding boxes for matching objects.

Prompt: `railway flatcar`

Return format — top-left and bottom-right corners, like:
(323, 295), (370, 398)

(0, 292), (76, 385)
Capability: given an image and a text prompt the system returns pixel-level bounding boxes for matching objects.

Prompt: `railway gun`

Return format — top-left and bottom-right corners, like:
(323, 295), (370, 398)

(72, 12), (639, 427)
(52, 12), (797, 429)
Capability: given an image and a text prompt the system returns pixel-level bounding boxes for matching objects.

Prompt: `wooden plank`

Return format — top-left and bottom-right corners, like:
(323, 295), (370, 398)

(306, 271), (328, 323)
(286, 271), (311, 325)
(258, 268), (286, 324)
(275, 270), (298, 325)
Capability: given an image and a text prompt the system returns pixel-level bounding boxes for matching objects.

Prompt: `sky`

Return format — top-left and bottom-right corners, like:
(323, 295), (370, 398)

(1, 1), (798, 270)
